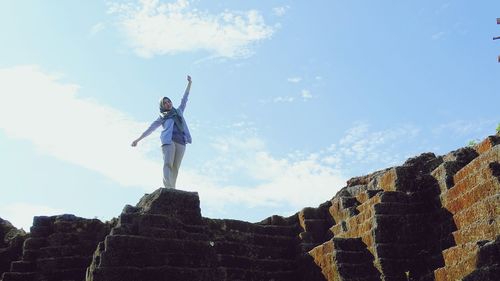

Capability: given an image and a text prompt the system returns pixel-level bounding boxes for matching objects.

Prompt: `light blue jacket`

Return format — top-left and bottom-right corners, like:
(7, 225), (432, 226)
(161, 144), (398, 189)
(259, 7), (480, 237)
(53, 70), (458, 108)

(141, 90), (192, 145)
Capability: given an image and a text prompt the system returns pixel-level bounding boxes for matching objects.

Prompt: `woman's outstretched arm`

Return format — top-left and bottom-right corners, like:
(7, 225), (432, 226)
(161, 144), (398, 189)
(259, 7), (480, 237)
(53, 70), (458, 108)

(178, 75), (192, 112)
(131, 118), (162, 146)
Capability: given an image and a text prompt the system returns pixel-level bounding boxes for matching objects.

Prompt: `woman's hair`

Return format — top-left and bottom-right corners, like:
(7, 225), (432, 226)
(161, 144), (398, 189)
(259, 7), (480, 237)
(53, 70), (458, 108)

(159, 97), (171, 112)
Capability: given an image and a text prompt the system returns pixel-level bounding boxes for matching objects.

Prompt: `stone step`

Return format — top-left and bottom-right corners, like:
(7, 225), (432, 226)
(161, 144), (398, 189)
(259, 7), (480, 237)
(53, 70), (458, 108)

(445, 162), (497, 203)
(132, 226), (209, 240)
(330, 238), (367, 252)
(338, 196), (360, 209)
(37, 243), (98, 258)
(453, 145), (500, 185)
(36, 256), (92, 271)
(443, 177), (499, 214)
(38, 268), (87, 281)
(342, 277), (381, 281)
(434, 253), (478, 281)
(462, 265), (500, 281)
(373, 201), (437, 215)
(374, 243), (430, 260)
(374, 257), (408, 277)
(452, 194), (499, 230)
(22, 238), (47, 251)
(209, 219), (299, 237)
(98, 251), (213, 268)
(103, 235), (211, 254)
(442, 242), (479, 268)
(45, 232), (102, 247)
(217, 267), (297, 281)
(9, 261), (36, 273)
(51, 219), (105, 234)
(214, 232), (298, 248)
(29, 226), (52, 238)
(330, 205), (361, 223)
(21, 250), (38, 261)
(452, 217), (499, 245)
(378, 192), (409, 203)
(298, 242), (317, 253)
(337, 262), (381, 279)
(300, 219), (326, 232)
(1, 272), (35, 281)
(119, 213), (202, 230)
(475, 136), (500, 154)
(216, 254), (296, 271)
(214, 240), (296, 259)
(89, 266), (216, 281)
(331, 212), (374, 237)
(334, 249), (374, 264)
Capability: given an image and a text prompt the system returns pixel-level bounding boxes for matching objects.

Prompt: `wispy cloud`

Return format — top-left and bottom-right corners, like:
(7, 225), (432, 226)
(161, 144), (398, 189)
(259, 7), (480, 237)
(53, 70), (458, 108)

(107, 0), (275, 59)
(89, 22), (106, 37)
(287, 77), (302, 83)
(324, 123), (421, 174)
(432, 31), (445, 40)
(433, 119), (497, 137)
(301, 89), (312, 100)
(0, 203), (64, 231)
(273, 96), (295, 103)
(273, 6), (290, 17)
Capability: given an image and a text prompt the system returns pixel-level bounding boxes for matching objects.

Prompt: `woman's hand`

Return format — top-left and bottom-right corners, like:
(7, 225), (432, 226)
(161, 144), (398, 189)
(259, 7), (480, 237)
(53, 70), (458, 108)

(187, 75), (192, 83)
(131, 139), (139, 147)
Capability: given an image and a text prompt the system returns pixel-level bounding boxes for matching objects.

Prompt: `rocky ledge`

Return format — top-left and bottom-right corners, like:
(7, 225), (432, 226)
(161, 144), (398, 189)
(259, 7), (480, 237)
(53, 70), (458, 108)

(1, 134), (499, 281)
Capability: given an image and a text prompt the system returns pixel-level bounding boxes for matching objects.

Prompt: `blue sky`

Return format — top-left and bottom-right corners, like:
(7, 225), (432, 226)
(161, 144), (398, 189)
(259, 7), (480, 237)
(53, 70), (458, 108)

(1, 0), (499, 230)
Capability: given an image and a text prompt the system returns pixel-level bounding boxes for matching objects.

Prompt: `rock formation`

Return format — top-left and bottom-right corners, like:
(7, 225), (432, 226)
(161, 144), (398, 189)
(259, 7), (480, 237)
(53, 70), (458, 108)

(1, 215), (110, 281)
(1, 134), (499, 281)
(0, 218), (26, 278)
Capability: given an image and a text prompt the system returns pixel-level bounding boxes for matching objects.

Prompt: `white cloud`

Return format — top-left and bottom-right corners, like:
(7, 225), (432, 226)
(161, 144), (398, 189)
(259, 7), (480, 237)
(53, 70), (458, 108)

(273, 6), (290, 17)
(1, 66), (440, 227)
(287, 77), (302, 83)
(432, 31), (445, 40)
(301, 89), (312, 100)
(108, 0), (275, 58)
(89, 22), (106, 36)
(273, 96), (295, 103)
(0, 65), (160, 189)
(0, 203), (64, 231)
(326, 123), (421, 173)
(178, 134), (346, 213)
(433, 119), (497, 136)
(0, 65), (346, 225)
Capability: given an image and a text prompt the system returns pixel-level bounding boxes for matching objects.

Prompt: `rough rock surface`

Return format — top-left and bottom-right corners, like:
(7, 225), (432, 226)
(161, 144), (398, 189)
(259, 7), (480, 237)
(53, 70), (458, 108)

(2, 134), (499, 281)
(85, 188), (324, 281)
(0, 218), (26, 278)
(1, 215), (110, 281)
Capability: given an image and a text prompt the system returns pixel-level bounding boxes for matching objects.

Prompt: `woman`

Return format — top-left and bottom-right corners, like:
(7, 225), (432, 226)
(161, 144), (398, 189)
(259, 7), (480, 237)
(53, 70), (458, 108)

(131, 75), (192, 189)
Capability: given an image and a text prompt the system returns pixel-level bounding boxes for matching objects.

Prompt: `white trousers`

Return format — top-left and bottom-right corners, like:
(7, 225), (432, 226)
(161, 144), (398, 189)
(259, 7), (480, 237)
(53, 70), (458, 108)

(161, 142), (186, 188)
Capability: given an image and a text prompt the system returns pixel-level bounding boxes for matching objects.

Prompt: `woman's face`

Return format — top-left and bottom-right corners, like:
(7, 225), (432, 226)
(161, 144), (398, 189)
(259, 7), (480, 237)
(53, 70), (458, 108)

(163, 98), (172, 110)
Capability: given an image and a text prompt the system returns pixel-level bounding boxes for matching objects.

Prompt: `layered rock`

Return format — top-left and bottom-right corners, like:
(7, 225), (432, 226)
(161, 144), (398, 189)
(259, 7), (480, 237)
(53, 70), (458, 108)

(434, 137), (500, 280)
(1, 215), (109, 281)
(308, 135), (500, 281)
(2, 134), (500, 281)
(85, 188), (324, 281)
(0, 218), (26, 278)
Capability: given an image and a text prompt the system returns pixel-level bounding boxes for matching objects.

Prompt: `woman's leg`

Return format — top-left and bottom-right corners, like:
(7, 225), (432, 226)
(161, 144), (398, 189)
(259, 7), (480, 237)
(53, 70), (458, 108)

(171, 142), (186, 187)
(161, 144), (176, 188)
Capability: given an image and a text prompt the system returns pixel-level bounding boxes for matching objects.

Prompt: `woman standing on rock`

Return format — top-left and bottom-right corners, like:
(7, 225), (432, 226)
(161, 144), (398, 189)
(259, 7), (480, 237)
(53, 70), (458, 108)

(131, 75), (192, 189)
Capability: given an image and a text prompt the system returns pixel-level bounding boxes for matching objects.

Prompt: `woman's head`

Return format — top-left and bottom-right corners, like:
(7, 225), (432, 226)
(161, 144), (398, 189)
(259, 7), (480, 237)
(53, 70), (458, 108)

(159, 97), (173, 112)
